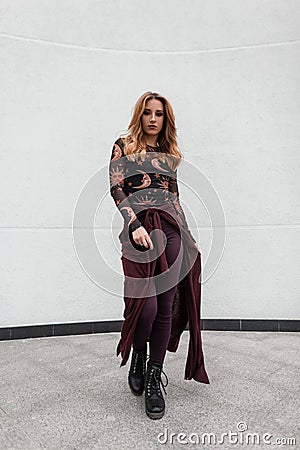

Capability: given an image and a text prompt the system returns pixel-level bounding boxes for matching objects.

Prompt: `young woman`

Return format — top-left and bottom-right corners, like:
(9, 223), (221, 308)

(109, 91), (209, 420)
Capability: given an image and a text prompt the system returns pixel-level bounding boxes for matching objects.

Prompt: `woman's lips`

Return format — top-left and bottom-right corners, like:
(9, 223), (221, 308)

(148, 125), (157, 128)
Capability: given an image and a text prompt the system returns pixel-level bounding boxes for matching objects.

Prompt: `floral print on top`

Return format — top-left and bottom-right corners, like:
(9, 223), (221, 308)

(109, 137), (196, 243)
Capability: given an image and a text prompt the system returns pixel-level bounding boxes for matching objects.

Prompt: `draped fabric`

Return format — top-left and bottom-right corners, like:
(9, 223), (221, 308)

(116, 208), (210, 384)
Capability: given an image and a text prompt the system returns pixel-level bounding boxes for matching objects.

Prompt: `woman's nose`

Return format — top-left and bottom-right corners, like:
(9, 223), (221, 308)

(150, 114), (156, 122)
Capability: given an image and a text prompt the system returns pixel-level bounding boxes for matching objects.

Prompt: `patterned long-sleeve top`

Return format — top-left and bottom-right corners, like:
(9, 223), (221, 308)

(109, 137), (196, 243)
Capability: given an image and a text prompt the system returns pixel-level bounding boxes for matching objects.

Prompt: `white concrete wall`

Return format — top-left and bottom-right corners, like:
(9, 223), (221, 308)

(1, 0), (299, 327)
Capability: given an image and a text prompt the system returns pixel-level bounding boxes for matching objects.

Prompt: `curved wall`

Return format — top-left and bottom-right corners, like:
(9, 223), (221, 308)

(0, 1), (299, 328)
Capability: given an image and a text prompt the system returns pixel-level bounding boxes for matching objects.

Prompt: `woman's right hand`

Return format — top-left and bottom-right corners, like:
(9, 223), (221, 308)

(132, 226), (154, 250)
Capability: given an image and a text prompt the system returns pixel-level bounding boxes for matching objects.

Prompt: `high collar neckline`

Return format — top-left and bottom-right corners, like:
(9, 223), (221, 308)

(146, 143), (159, 148)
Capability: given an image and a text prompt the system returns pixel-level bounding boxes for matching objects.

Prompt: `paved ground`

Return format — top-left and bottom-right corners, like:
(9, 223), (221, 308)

(0, 330), (299, 449)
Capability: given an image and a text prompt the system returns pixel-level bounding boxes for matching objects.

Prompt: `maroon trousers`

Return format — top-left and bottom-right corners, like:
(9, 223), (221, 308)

(133, 216), (184, 365)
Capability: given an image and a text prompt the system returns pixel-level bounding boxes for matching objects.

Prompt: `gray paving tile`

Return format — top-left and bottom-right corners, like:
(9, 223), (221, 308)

(0, 331), (299, 449)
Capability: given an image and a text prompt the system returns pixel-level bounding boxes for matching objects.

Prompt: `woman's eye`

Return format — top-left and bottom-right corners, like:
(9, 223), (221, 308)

(157, 112), (163, 116)
(143, 111), (150, 115)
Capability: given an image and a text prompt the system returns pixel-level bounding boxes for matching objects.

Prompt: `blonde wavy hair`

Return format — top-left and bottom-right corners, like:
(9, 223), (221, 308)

(120, 91), (183, 172)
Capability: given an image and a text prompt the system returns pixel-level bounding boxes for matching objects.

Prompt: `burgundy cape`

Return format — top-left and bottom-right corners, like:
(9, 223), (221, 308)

(116, 207), (210, 384)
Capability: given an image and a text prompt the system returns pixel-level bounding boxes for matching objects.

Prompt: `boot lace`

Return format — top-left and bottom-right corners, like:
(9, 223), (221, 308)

(130, 348), (147, 375)
(146, 360), (169, 397)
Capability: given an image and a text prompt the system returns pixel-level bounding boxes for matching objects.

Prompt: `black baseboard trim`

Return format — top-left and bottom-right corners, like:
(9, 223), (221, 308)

(0, 319), (299, 341)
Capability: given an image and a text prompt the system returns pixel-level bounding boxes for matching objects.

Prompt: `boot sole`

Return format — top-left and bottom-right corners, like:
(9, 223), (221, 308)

(146, 409), (165, 420)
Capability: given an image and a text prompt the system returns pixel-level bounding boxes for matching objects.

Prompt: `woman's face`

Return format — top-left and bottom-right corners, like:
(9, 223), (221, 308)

(141, 98), (165, 142)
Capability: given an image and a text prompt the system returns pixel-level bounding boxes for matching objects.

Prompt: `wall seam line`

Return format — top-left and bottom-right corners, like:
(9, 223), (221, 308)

(0, 32), (300, 54)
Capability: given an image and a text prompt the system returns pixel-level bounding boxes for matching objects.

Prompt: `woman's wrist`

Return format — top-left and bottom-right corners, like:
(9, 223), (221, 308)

(128, 217), (142, 233)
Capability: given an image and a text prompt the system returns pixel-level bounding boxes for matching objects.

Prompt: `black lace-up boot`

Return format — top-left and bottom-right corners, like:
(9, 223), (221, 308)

(144, 360), (168, 420)
(128, 345), (147, 396)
